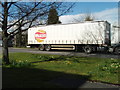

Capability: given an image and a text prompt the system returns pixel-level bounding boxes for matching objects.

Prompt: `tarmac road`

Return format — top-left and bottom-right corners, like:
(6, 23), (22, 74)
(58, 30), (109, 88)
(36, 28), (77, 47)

(8, 47), (120, 59)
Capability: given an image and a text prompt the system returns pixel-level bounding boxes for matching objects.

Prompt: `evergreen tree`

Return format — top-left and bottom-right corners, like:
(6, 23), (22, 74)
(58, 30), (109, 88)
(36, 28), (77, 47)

(47, 7), (61, 25)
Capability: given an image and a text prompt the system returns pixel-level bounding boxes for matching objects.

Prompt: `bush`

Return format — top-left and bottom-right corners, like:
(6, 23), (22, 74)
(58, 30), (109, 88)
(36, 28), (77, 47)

(35, 55), (58, 61)
(9, 60), (32, 68)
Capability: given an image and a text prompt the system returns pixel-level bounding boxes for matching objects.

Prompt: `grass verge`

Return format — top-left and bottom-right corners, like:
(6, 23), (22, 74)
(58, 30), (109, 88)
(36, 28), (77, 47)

(2, 52), (120, 88)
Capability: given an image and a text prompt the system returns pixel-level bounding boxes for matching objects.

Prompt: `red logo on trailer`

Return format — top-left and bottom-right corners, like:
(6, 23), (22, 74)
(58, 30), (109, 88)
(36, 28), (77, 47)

(35, 30), (47, 42)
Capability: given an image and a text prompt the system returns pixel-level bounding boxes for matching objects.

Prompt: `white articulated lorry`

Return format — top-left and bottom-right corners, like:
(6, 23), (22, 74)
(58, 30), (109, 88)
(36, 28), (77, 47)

(28, 21), (120, 54)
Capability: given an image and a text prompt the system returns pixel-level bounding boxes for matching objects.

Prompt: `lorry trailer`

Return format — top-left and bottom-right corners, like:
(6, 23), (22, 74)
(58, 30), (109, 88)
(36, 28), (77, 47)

(28, 21), (120, 54)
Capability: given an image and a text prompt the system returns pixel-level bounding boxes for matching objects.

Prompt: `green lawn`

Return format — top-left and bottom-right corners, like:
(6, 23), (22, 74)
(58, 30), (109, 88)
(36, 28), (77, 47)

(2, 52), (120, 88)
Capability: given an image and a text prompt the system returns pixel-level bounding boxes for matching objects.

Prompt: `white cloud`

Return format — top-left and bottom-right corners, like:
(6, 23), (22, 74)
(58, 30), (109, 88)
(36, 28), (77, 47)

(59, 8), (118, 25)
(94, 8), (118, 24)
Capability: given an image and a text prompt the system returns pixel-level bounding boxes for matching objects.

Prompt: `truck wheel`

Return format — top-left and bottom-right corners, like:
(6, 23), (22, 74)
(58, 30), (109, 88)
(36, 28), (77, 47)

(84, 46), (92, 54)
(38, 44), (44, 51)
(104, 47), (109, 53)
(92, 47), (97, 52)
(45, 44), (51, 51)
(114, 47), (120, 55)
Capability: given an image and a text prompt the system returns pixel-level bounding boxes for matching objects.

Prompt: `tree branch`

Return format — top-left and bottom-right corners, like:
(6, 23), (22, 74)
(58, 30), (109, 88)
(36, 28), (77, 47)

(0, 19), (2, 23)
(59, 3), (75, 16)
(0, 1), (4, 7)
(7, 2), (41, 30)
(9, 10), (49, 36)
(7, 2), (57, 30)
(7, 2), (16, 10)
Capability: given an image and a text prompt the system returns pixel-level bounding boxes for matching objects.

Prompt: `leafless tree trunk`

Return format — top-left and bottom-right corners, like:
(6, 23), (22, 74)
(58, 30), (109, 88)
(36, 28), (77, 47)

(2, 2), (9, 64)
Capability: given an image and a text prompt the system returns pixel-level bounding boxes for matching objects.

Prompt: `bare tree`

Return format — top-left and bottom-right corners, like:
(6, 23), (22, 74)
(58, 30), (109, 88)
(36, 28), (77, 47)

(73, 10), (95, 23)
(0, 1), (74, 64)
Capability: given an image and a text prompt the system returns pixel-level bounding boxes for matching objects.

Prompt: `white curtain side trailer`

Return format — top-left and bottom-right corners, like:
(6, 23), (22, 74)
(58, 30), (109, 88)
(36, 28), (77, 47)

(28, 21), (111, 53)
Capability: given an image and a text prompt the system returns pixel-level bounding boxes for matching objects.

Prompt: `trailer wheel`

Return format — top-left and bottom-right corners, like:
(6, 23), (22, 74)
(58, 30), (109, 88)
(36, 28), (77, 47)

(114, 47), (120, 55)
(45, 44), (51, 51)
(38, 44), (44, 51)
(104, 47), (109, 53)
(84, 46), (92, 54)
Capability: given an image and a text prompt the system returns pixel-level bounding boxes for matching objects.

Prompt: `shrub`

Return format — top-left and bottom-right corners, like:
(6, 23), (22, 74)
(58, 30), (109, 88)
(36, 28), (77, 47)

(36, 55), (57, 61)
(9, 60), (32, 68)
